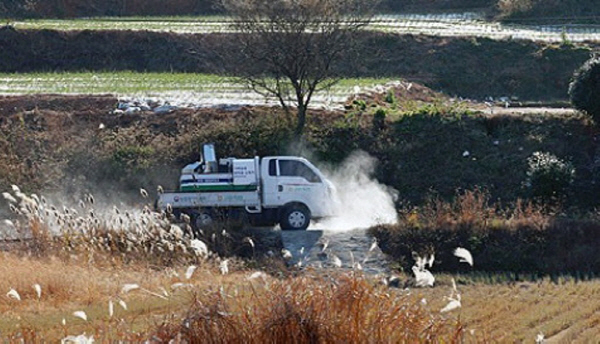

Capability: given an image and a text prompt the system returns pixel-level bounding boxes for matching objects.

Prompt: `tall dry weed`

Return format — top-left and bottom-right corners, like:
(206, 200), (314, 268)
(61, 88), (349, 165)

(151, 273), (463, 343)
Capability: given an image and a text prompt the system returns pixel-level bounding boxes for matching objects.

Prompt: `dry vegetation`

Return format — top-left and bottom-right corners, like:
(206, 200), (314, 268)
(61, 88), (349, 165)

(0, 186), (468, 342)
(3, 184), (600, 342)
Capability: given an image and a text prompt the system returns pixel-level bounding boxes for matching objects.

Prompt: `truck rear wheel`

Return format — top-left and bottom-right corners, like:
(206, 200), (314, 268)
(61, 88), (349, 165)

(193, 211), (214, 229)
(280, 205), (310, 230)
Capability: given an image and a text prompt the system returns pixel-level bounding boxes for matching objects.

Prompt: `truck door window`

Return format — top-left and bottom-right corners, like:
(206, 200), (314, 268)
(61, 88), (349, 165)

(269, 159), (277, 176)
(279, 160), (321, 183)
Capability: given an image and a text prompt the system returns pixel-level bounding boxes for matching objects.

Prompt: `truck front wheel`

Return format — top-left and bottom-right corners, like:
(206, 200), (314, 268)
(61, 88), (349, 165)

(280, 205), (310, 230)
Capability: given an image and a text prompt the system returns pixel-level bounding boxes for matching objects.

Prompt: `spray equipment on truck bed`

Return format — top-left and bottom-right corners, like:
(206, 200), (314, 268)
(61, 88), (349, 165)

(179, 144), (259, 192)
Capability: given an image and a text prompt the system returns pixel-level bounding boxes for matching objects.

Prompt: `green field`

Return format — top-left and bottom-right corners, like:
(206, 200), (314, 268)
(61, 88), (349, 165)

(0, 72), (397, 107)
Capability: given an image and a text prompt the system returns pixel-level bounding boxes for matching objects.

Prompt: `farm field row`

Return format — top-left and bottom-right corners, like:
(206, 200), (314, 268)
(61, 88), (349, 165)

(0, 72), (396, 109)
(6, 13), (600, 42)
(414, 275), (600, 342)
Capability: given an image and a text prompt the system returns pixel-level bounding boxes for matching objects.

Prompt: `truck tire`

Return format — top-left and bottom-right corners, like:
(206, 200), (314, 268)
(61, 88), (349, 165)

(280, 204), (310, 230)
(193, 211), (213, 229)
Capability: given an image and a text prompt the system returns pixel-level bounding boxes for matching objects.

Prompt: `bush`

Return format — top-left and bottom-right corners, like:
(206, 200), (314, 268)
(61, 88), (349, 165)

(569, 57), (600, 123)
(524, 151), (575, 202)
(369, 189), (600, 274)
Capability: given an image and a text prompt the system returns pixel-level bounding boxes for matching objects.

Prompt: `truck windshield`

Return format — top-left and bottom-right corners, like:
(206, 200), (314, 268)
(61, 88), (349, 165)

(279, 160), (322, 183)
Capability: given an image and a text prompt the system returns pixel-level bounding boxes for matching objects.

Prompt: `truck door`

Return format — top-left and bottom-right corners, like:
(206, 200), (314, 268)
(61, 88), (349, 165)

(262, 158), (328, 215)
(261, 158), (280, 207)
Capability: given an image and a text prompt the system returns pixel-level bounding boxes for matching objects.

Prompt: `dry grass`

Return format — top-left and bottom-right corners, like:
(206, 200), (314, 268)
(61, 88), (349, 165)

(4, 187), (600, 342)
(150, 273), (463, 343)
(5, 249), (600, 343)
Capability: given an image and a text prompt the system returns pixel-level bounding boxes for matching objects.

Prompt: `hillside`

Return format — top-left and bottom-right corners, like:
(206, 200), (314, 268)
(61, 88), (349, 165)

(0, 91), (596, 211)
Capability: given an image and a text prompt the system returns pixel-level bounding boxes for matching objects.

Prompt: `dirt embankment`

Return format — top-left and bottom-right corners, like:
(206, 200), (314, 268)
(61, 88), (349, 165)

(0, 27), (594, 101)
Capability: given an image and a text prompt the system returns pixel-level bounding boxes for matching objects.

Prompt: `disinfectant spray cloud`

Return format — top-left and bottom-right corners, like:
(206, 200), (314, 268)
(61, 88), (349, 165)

(316, 151), (398, 231)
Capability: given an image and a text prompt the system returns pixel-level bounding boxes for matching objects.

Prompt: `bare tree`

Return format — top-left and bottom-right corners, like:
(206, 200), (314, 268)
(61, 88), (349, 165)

(219, 0), (375, 138)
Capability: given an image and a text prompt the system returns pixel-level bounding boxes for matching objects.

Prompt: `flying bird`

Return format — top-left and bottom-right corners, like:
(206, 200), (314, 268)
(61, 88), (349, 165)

(73, 311), (88, 321)
(6, 288), (21, 301)
(454, 247), (474, 266)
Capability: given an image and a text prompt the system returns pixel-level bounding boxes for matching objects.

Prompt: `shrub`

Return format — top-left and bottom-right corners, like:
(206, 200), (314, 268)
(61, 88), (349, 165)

(524, 151), (575, 202)
(496, 0), (535, 17)
(569, 57), (600, 123)
(372, 108), (387, 134)
(369, 189), (600, 274)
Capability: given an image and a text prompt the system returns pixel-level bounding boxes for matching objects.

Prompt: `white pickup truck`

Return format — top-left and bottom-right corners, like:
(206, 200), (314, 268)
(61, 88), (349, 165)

(157, 144), (337, 230)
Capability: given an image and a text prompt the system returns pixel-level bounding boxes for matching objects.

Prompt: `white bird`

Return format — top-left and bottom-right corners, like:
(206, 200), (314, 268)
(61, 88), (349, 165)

(368, 240), (378, 252)
(440, 294), (462, 313)
(243, 237), (255, 248)
(220, 259), (229, 275)
(426, 253), (435, 268)
(321, 240), (329, 253)
(412, 266), (435, 287)
(121, 284), (139, 294)
(73, 311), (88, 321)
(281, 249), (293, 260)
(6, 288), (21, 301)
(536, 332), (545, 344)
(331, 255), (342, 268)
(185, 265), (197, 280)
(33, 284), (42, 300)
(454, 247), (474, 266)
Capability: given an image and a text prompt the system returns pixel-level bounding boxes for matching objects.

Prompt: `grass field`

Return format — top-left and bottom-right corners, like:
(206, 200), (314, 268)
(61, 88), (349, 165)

(3, 251), (600, 342)
(0, 72), (397, 108)
(5, 14), (600, 42)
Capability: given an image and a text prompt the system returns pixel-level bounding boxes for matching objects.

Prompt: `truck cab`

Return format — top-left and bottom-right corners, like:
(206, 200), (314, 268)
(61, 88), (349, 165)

(260, 156), (336, 229)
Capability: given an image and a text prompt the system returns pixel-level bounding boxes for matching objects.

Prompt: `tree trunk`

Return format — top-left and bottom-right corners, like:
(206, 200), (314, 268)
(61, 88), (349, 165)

(294, 104), (307, 140)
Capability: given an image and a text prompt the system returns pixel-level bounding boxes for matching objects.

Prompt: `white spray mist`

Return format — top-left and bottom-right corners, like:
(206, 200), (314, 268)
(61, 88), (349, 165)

(316, 150), (398, 231)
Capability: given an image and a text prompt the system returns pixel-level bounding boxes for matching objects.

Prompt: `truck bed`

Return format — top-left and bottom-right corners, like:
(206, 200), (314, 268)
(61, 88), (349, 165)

(157, 190), (261, 210)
